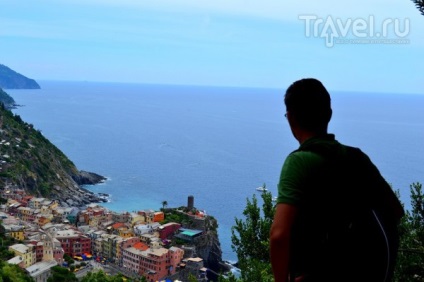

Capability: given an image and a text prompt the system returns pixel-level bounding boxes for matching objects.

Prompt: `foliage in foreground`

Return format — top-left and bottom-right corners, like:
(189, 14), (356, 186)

(411, 0), (424, 15)
(81, 270), (148, 282)
(221, 183), (424, 282)
(0, 261), (34, 282)
(394, 183), (424, 281)
(229, 191), (274, 282)
(46, 266), (77, 282)
(81, 270), (125, 282)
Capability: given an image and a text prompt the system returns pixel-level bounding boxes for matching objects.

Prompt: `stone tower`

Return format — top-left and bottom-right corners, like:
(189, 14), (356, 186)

(187, 195), (194, 210)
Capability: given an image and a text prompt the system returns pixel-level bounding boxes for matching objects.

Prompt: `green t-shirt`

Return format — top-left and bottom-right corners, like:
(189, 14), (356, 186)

(276, 134), (341, 205)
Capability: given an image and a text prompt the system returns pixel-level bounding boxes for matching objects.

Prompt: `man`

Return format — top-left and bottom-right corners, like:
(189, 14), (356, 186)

(270, 78), (404, 282)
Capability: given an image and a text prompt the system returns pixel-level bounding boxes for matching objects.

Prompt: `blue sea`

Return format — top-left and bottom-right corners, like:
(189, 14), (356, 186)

(8, 81), (424, 261)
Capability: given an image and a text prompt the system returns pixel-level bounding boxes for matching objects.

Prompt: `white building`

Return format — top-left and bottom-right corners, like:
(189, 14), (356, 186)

(134, 222), (160, 236)
(26, 260), (57, 282)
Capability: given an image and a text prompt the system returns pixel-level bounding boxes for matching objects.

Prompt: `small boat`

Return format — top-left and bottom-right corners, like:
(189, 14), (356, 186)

(256, 186), (268, 192)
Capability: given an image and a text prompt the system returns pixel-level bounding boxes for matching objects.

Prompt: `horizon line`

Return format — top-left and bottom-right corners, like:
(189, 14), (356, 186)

(4, 79), (424, 96)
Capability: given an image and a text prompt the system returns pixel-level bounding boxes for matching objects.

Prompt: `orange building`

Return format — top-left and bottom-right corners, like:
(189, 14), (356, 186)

(152, 212), (164, 222)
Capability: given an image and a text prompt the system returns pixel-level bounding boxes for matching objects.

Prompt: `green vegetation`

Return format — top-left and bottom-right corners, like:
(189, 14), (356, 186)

(0, 224), (31, 281)
(63, 254), (75, 266)
(222, 183), (424, 282)
(47, 266), (77, 282)
(0, 261), (34, 282)
(188, 273), (198, 282)
(0, 224), (19, 261)
(394, 183), (424, 281)
(411, 0), (424, 15)
(161, 209), (190, 225)
(81, 270), (145, 282)
(229, 191), (274, 282)
(0, 102), (81, 197)
(0, 87), (15, 108)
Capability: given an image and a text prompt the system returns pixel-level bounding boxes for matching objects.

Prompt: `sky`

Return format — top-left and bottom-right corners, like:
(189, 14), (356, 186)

(0, 0), (423, 93)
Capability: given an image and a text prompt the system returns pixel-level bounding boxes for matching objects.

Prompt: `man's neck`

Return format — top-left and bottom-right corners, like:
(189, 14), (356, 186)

(296, 130), (327, 144)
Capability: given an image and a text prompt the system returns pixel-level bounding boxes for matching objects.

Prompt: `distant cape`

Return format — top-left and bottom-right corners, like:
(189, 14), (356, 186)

(0, 64), (40, 89)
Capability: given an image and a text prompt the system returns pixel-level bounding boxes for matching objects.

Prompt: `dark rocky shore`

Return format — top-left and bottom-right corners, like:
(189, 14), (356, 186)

(50, 170), (109, 208)
(73, 170), (107, 186)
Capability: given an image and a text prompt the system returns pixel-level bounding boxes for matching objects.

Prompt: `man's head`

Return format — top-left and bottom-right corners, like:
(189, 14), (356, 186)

(285, 78), (332, 136)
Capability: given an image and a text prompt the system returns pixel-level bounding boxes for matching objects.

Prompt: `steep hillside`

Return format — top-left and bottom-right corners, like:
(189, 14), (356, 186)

(0, 64), (40, 89)
(0, 103), (106, 206)
(0, 88), (16, 109)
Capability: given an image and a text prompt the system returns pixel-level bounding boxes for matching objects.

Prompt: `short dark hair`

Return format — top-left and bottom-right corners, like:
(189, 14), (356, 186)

(285, 78), (332, 132)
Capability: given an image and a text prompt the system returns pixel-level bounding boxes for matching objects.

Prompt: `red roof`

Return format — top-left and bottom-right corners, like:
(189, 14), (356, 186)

(133, 242), (149, 251)
(112, 222), (125, 229)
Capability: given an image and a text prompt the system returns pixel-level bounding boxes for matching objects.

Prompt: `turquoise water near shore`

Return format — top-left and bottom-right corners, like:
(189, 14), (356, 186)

(9, 81), (424, 261)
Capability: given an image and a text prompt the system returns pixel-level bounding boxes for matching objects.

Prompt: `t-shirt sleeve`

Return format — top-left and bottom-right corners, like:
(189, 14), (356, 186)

(276, 152), (309, 205)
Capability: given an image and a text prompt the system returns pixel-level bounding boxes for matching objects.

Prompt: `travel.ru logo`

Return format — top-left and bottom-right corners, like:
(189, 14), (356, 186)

(299, 15), (410, 47)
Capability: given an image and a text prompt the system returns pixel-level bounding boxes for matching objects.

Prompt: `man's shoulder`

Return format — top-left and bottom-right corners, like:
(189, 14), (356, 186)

(283, 149), (327, 175)
(287, 149), (324, 164)
(296, 136), (370, 162)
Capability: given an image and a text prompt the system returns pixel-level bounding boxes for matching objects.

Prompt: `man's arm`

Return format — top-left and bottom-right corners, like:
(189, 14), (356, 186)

(270, 203), (298, 282)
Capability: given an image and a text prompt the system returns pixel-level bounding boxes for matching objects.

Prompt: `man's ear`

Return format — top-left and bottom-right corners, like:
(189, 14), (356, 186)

(286, 111), (296, 127)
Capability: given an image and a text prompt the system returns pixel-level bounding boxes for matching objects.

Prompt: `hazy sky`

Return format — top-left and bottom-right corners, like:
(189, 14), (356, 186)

(0, 0), (423, 93)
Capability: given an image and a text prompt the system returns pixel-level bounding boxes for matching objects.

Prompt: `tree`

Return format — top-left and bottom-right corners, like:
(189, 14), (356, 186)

(394, 183), (424, 281)
(411, 0), (424, 15)
(229, 190), (275, 282)
(225, 183), (424, 282)
(161, 200), (168, 210)
(188, 273), (198, 282)
(81, 270), (140, 282)
(218, 271), (239, 282)
(81, 270), (126, 282)
(0, 261), (34, 282)
(47, 266), (78, 282)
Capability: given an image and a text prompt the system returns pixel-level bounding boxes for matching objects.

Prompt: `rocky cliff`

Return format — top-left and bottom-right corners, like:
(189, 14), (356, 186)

(0, 99), (106, 206)
(193, 216), (223, 272)
(168, 208), (224, 273)
(0, 64), (40, 89)
(0, 88), (16, 109)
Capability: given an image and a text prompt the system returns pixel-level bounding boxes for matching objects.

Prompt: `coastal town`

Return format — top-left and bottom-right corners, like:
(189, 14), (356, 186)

(0, 184), (224, 282)
(0, 76), (227, 282)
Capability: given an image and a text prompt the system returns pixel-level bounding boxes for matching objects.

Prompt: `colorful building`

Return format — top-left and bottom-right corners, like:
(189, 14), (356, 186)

(122, 246), (184, 281)
(9, 244), (36, 268)
(100, 234), (119, 260)
(152, 212), (164, 222)
(66, 208), (79, 224)
(54, 229), (91, 257)
(5, 225), (25, 241)
(158, 222), (181, 240)
(134, 222), (160, 236)
(129, 212), (145, 226)
(28, 198), (45, 209)
(174, 228), (203, 242)
(118, 227), (134, 239)
(17, 207), (36, 222)
(116, 237), (140, 266)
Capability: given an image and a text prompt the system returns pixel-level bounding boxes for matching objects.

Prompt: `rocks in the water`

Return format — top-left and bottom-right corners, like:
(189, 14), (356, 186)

(73, 170), (106, 185)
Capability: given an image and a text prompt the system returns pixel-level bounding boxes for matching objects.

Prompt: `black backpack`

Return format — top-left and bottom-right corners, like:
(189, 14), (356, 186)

(289, 143), (404, 282)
